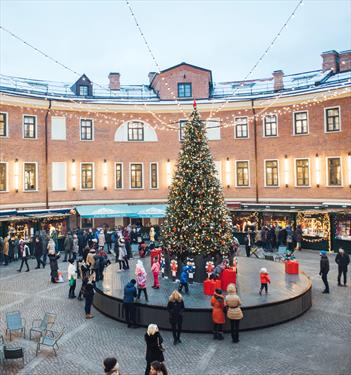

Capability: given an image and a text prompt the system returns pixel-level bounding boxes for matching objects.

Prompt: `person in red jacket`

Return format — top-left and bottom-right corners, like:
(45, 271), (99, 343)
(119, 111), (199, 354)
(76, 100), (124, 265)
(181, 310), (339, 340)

(259, 267), (271, 295)
(210, 289), (226, 340)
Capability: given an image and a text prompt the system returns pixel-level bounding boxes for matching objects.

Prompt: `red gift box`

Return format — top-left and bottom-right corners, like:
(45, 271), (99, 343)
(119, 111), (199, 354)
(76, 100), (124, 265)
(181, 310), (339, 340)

(221, 268), (237, 291)
(150, 248), (162, 266)
(203, 279), (216, 295)
(285, 260), (299, 274)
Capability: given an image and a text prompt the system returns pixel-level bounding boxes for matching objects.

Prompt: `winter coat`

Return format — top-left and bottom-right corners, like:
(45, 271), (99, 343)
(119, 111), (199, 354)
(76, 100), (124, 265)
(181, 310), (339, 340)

(3, 237), (9, 256)
(335, 253), (350, 271)
(47, 240), (56, 255)
(295, 227), (303, 242)
(64, 235), (73, 252)
(136, 272), (147, 289)
(86, 251), (96, 268)
(211, 292), (225, 324)
(225, 293), (243, 320)
(34, 238), (42, 257)
(260, 272), (271, 284)
(123, 282), (137, 303)
(151, 261), (160, 275)
(85, 283), (95, 299)
(320, 255), (329, 274)
(48, 253), (59, 274)
(167, 300), (184, 324)
(145, 332), (164, 362)
(67, 263), (77, 280)
(180, 266), (189, 284)
(98, 232), (105, 247)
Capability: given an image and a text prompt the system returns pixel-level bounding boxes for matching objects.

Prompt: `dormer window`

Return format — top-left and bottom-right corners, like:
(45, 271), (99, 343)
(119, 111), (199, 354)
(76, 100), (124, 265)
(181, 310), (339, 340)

(79, 85), (89, 96)
(178, 83), (192, 98)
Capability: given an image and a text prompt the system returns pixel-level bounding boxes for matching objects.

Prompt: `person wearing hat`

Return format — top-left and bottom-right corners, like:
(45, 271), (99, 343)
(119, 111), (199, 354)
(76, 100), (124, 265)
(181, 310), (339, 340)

(259, 267), (271, 295)
(211, 288), (225, 340)
(335, 248), (349, 287)
(117, 237), (128, 270)
(103, 357), (123, 375)
(319, 250), (330, 294)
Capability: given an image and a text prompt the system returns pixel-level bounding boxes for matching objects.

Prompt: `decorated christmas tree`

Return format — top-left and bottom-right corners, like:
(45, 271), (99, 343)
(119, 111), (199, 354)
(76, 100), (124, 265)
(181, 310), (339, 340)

(162, 102), (233, 257)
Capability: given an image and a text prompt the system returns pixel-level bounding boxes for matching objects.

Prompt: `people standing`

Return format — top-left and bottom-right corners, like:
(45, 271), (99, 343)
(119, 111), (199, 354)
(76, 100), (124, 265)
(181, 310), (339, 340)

(144, 324), (165, 375)
(225, 283), (243, 343)
(3, 235), (9, 266)
(211, 288), (225, 340)
(244, 230), (252, 257)
(123, 279), (137, 328)
(295, 225), (303, 251)
(319, 250), (330, 294)
(34, 236), (45, 269)
(72, 233), (79, 261)
(167, 290), (184, 345)
(335, 248), (349, 287)
(98, 229), (106, 251)
(84, 281), (95, 319)
(178, 265), (189, 294)
(48, 246), (59, 283)
(151, 258), (160, 289)
(259, 267), (271, 295)
(135, 260), (148, 302)
(17, 239), (30, 272)
(103, 357), (123, 375)
(150, 361), (168, 375)
(68, 259), (77, 299)
(63, 232), (73, 262)
(117, 238), (128, 270)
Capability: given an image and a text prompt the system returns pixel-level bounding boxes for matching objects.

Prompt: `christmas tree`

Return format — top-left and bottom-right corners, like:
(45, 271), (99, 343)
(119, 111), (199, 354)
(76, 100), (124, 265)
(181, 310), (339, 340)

(162, 102), (233, 256)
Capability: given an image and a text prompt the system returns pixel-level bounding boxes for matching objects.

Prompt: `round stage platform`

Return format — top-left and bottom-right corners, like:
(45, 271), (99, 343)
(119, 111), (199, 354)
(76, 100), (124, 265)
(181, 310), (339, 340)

(93, 256), (312, 332)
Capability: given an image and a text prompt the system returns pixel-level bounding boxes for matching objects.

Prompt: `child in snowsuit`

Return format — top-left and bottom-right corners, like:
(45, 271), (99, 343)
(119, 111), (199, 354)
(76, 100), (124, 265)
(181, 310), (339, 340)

(151, 257), (160, 289)
(135, 260), (148, 301)
(178, 265), (190, 294)
(259, 267), (271, 295)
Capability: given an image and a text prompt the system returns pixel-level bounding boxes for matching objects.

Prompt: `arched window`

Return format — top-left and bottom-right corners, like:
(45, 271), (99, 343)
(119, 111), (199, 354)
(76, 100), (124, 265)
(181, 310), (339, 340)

(115, 120), (158, 142)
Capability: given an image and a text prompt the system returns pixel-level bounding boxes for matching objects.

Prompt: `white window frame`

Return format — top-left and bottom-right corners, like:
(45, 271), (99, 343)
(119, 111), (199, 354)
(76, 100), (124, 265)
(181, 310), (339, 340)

(234, 117), (249, 139)
(129, 162), (144, 190)
(127, 121), (144, 141)
(326, 156), (343, 187)
(80, 162), (95, 190)
(0, 161), (8, 192)
(264, 159), (280, 188)
(324, 106), (341, 133)
(23, 162), (38, 192)
(0, 112), (9, 138)
(262, 114), (278, 137)
(235, 160), (250, 188)
(23, 114), (38, 139)
(149, 162), (159, 189)
(206, 118), (221, 141)
(292, 110), (309, 136)
(52, 162), (67, 191)
(80, 118), (94, 141)
(114, 162), (124, 190)
(294, 158), (311, 188)
(179, 119), (187, 142)
(51, 116), (67, 140)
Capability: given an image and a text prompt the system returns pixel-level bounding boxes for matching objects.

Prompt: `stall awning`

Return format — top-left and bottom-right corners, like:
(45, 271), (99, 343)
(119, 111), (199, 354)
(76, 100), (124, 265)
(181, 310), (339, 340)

(76, 204), (167, 219)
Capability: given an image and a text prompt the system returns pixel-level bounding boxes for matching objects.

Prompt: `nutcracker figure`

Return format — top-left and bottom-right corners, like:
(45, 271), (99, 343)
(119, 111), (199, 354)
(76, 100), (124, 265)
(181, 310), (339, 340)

(187, 257), (195, 284)
(160, 254), (166, 279)
(205, 260), (215, 279)
(170, 259), (178, 282)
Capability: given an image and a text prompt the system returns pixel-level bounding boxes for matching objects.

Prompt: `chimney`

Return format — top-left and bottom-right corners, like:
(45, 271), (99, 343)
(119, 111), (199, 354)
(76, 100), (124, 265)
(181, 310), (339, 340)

(272, 70), (284, 92)
(321, 50), (339, 73)
(339, 50), (351, 72)
(108, 72), (120, 90)
(148, 72), (157, 84)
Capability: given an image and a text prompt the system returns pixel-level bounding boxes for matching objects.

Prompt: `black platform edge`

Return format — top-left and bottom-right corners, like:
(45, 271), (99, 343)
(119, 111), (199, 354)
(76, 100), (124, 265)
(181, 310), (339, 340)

(93, 273), (312, 333)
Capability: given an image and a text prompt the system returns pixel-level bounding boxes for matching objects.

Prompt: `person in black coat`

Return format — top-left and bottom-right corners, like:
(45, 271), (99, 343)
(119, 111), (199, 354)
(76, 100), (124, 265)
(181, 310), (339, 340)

(144, 324), (164, 375)
(244, 230), (253, 257)
(48, 250), (59, 283)
(123, 279), (137, 328)
(335, 248), (350, 286)
(34, 236), (45, 269)
(167, 290), (185, 345)
(319, 250), (330, 293)
(84, 282), (95, 319)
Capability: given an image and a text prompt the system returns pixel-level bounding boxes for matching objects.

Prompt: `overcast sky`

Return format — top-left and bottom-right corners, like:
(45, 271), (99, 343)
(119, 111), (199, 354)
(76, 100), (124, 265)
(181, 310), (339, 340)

(1, 0), (350, 86)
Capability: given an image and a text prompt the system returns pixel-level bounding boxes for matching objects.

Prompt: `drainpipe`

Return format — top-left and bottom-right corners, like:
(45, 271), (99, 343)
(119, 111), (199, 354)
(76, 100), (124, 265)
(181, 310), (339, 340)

(251, 99), (259, 203)
(44, 99), (52, 209)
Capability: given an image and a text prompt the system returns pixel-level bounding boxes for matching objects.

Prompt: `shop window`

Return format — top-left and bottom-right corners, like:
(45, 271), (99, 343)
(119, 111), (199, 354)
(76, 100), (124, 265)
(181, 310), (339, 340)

(178, 83), (192, 98)
(296, 159), (310, 187)
(0, 112), (7, 137)
(327, 157), (342, 186)
(51, 116), (66, 140)
(24, 162), (37, 191)
(234, 117), (248, 138)
(236, 161), (249, 187)
(297, 213), (329, 239)
(0, 163), (7, 191)
(264, 115), (278, 137)
(294, 111), (308, 135)
(335, 217), (351, 241)
(81, 163), (94, 189)
(206, 119), (220, 140)
(80, 119), (93, 141)
(325, 107), (340, 132)
(128, 122), (144, 141)
(23, 115), (37, 138)
(115, 163), (123, 189)
(150, 163), (158, 189)
(265, 160), (279, 187)
(130, 163), (143, 189)
(179, 120), (187, 141)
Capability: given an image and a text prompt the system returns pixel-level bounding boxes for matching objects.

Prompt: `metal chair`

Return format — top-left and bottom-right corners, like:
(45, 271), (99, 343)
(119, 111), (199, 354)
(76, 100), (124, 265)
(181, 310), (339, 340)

(3, 346), (24, 367)
(29, 312), (57, 340)
(5, 311), (26, 341)
(36, 328), (64, 357)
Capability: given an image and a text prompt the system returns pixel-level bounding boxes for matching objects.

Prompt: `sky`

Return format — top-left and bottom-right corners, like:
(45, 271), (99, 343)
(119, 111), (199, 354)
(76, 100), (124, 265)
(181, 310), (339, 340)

(1, 0), (350, 87)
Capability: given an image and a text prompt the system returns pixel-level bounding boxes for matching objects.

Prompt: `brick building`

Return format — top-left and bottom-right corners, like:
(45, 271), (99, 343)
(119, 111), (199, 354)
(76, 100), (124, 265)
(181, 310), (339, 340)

(0, 49), (350, 251)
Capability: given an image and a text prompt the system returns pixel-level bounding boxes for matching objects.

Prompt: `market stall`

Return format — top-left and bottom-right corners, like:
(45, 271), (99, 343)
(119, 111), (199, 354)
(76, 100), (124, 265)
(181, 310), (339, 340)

(230, 211), (261, 244)
(331, 212), (351, 254)
(262, 212), (295, 229)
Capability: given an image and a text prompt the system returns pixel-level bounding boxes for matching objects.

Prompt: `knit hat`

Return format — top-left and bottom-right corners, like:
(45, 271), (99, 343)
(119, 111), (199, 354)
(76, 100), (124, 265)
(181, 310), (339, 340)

(320, 250), (327, 256)
(260, 267), (268, 273)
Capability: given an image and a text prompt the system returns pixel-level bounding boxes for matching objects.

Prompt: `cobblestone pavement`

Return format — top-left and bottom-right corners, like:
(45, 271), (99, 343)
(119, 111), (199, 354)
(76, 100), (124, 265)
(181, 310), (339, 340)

(0, 250), (350, 375)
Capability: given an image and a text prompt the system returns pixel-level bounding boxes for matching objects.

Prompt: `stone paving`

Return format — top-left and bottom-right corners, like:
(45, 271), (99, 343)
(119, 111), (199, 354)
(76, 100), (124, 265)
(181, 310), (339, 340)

(0, 249), (350, 375)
